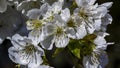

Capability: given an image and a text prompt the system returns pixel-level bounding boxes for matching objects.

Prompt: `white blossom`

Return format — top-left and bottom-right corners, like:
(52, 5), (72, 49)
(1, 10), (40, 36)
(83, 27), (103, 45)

(8, 34), (44, 68)
(27, 3), (50, 19)
(40, 9), (70, 50)
(26, 19), (45, 44)
(42, 1), (63, 22)
(74, 0), (113, 34)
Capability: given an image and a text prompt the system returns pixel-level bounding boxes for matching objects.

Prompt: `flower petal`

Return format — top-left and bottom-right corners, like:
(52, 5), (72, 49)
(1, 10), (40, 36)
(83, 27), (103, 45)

(100, 2), (113, 9)
(75, 0), (82, 7)
(0, 0), (7, 13)
(66, 28), (76, 39)
(43, 23), (55, 36)
(40, 35), (54, 50)
(28, 29), (44, 45)
(27, 9), (41, 19)
(60, 8), (70, 22)
(28, 52), (43, 68)
(40, 3), (50, 16)
(55, 35), (69, 48)
(76, 25), (87, 39)
(83, 55), (100, 68)
(8, 47), (29, 65)
(51, 1), (62, 14)
(11, 34), (26, 49)
(94, 19), (102, 31)
(0, 38), (3, 44)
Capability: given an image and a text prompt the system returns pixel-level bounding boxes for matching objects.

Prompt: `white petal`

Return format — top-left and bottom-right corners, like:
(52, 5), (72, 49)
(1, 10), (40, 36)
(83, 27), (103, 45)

(102, 14), (112, 25)
(100, 2), (113, 9)
(96, 7), (108, 18)
(66, 28), (76, 39)
(28, 29), (43, 45)
(101, 14), (112, 31)
(76, 25), (87, 39)
(0, 38), (3, 44)
(86, 23), (95, 34)
(51, 1), (62, 14)
(40, 35), (54, 50)
(55, 35), (69, 48)
(87, 0), (96, 5)
(54, 14), (66, 26)
(83, 55), (99, 68)
(94, 33), (108, 50)
(75, 0), (82, 7)
(27, 9), (41, 19)
(11, 34), (26, 49)
(40, 3), (50, 16)
(35, 45), (45, 56)
(43, 23), (55, 36)
(0, 0), (7, 13)
(17, 1), (28, 11)
(8, 47), (29, 65)
(28, 52), (43, 68)
(94, 19), (102, 31)
(60, 8), (70, 22)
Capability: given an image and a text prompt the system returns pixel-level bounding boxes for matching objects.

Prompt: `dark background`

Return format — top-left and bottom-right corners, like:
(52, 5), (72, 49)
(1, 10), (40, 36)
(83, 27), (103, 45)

(0, 0), (120, 68)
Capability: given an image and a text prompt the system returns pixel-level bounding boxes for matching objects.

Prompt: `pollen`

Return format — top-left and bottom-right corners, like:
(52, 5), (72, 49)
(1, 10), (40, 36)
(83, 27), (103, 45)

(23, 44), (36, 55)
(55, 26), (64, 36)
(67, 19), (76, 27)
(79, 9), (88, 20)
(26, 19), (43, 30)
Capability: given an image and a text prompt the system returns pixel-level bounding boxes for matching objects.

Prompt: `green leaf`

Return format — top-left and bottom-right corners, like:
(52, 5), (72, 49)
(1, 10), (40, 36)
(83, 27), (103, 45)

(71, 48), (81, 59)
(52, 48), (64, 57)
(68, 40), (81, 59)
(42, 56), (49, 65)
(15, 64), (20, 68)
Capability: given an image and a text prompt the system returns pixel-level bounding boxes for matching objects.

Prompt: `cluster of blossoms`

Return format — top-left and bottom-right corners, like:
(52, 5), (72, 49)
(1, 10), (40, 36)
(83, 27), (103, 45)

(0, 0), (113, 68)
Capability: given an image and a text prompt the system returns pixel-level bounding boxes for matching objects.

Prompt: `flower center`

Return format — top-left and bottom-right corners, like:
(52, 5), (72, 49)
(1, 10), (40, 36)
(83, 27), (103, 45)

(79, 8), (88, 20)
(67, 19), (76, 27)
(55, 26), (64, 36)
(26, 19), (43, 30)
(24, 44), (36, 55)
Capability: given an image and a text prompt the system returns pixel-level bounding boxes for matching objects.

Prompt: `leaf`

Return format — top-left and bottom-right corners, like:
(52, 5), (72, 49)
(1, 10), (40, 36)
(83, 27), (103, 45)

(42, 56), (49, 65)
(15, 64), (20, 68)
(68, 40), (81, 59)
(52, 48), (64, 57)
(70, 48), (81, 59)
